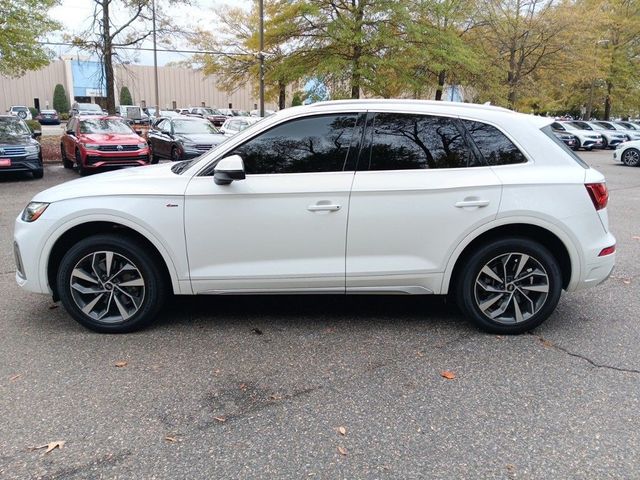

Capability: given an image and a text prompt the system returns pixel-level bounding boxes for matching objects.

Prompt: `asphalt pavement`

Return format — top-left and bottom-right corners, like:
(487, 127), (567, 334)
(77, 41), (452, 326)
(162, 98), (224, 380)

(0, 150), (638, 479)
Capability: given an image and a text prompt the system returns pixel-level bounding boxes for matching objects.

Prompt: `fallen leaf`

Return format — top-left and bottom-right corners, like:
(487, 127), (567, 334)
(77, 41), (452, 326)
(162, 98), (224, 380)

(337, 446), (348, 456)
(239, 383), (247, 391)
(416, 351), (425, 358)
(214, 416), (226, 423)
(48, 304), (58, 310)
(440, 371), (456, 380)
(114, 361), (128, 368)
(30, 440), (65, 454)
(324, 327), (336, 334)
(270, 394), (282, 401)
(632, 236), (640, 241)
(623, 279), (631, 285)
(165, 435), (180, 443)
(251, 328), (263, 335)
(337, 426), (346, 436)
(9, 374), (22, 382)
(495, 335), (504, 340)
(540, 338), (554, 348)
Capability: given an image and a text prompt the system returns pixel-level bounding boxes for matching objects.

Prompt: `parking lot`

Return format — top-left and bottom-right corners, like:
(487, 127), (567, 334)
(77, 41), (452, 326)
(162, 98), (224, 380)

(0, 149), (638, 478)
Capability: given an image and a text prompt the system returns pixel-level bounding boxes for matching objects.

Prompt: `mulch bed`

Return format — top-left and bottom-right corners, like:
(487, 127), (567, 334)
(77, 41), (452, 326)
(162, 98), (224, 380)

(40, 137), (61, 164)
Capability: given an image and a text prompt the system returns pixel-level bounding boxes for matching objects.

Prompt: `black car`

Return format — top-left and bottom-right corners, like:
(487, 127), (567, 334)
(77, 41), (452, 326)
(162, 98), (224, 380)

(148, 116), (226, 162)
(36, 109), (61, 125)
(553, 131), (578, 150)
(0, 115), (43, 178)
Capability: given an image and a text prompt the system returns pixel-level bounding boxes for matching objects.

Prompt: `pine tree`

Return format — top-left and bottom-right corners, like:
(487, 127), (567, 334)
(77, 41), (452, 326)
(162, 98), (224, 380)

(119, 86), (133, 105)
(53, 84), (70, 114)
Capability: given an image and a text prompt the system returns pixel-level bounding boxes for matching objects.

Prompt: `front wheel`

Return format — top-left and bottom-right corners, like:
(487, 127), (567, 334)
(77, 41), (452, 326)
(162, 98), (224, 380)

(56, 234), (166, 333)
(171, 146), (181, 162)
(61, 144), (73, 169)
(622, 148), (640, 167)
(456, 238), (562, 334)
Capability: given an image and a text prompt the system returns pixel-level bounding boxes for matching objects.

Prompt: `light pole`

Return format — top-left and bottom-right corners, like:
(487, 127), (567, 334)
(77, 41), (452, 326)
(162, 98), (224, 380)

(258, 0), (265, 117)
(152, 0), (160, 115)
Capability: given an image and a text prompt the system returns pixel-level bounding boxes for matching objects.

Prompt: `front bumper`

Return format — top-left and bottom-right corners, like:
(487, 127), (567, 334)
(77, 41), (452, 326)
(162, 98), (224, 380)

(81, 149), (150, 169)
(0, 155), (42, 173)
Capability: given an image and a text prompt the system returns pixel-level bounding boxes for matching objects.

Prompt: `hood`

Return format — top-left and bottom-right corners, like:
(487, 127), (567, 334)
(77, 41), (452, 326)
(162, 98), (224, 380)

(32, 162), (190, 203)
(0, 135), (38, 146)
(175, 133), (226, 145)
(80, 133), (144, 144)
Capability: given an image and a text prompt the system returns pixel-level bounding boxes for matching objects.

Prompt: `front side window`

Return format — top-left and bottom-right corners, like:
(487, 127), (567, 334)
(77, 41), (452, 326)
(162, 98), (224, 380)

(228, 114), (358, 174)
(462, 120), (527, 166)
(364, 113), (475, 170)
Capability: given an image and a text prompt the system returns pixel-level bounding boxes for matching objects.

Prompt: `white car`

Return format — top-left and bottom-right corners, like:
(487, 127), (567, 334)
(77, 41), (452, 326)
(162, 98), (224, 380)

(614, 139), (640, 166)
(8, 105), (32, 120)
(14, 100), (616, 334)
(219, 117), (262, 136)
(593, 120), (640, 142)
(581, 121), (628, 149)
(551, 121), (603, 150)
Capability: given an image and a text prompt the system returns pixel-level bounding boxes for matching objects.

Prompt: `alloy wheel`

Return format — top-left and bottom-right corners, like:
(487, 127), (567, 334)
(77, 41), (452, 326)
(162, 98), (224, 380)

(474, 252), (550, 325)
(69, 251), (145, 323)
(622, 149), (640, 167)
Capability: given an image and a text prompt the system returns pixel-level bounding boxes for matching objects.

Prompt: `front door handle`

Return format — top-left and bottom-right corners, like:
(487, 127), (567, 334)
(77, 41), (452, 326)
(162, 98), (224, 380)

(455, 199), (490, 208)
(307, 204), (341, 212)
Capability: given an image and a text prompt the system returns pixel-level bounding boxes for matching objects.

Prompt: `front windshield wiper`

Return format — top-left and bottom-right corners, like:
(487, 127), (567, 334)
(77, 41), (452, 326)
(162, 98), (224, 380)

(171, 158), (198, 174)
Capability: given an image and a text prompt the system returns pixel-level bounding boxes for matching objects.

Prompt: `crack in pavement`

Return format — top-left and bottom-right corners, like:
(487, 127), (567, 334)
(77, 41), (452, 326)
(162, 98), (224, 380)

(529, 333), (640, 374)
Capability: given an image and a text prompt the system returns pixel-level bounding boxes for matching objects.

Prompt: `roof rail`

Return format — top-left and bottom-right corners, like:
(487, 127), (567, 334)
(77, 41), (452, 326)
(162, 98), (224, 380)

(308, 99), (512, 113)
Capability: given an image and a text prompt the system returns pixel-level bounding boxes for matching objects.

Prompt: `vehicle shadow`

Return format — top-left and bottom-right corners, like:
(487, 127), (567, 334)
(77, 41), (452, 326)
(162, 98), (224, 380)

(0, 171), (39, 182)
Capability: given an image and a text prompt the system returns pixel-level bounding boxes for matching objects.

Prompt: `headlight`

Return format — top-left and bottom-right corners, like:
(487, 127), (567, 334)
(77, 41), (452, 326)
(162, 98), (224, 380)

(137, 143), (147, 149)
(25, 144), (40, 154)
(82, 143), (100, 150)
(21, 202), (49, 222)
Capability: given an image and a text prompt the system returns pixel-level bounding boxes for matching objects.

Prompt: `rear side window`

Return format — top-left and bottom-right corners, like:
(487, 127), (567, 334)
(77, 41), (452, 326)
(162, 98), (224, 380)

(364, 113), (477, 170)
(462, 120), (527, 166)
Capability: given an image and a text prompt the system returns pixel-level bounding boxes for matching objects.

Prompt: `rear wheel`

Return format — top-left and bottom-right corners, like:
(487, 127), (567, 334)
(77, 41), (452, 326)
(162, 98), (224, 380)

(622, 148), (640, 167)
(456, 238), (563, 334)
(56, 234), (166, 333)
(170, 146), (181, 162)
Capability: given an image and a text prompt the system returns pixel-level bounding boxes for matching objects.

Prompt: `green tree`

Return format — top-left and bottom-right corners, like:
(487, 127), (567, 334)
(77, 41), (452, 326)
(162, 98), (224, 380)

(119, 86), (133, 105)
(0, 0), (61, 77)
(53, 84), (70, 114)
(291, 91), (303, 106)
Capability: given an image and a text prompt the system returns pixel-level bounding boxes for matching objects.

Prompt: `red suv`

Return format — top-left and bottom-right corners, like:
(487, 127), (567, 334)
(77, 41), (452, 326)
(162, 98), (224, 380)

(61, 116), (150, 175)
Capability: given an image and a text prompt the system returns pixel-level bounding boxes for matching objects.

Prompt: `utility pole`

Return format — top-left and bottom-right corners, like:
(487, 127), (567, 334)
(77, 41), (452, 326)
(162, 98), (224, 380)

(258, 0), (265, 117)
(152, 0), (160, 115)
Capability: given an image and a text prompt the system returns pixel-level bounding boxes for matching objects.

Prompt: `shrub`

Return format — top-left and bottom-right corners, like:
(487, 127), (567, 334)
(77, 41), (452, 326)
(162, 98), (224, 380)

(59, 112), (69, 121)
(53, 84), (70, 113)
(291, 91), (304, 107)
(29, 107), (39, 118)
(25, 119), (41, 132)
(120, 86), (133, 105)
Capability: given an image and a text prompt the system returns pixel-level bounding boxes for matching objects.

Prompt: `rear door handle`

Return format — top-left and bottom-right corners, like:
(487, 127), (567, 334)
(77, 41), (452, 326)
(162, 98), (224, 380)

(455, 199), (490, 208)
(307, 204), (341, 212)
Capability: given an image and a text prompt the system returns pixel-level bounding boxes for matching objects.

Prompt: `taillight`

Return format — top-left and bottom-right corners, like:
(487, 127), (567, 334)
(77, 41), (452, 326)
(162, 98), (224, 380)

(585, 183), (609, 210)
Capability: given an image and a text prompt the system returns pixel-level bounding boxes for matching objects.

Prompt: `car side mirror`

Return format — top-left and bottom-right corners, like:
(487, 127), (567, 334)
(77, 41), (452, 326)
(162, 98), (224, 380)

(32, 130), (42, 138)
(66, 129), (74, 135)
(214, 155), (246, 185)
(135, 129), (143, 135)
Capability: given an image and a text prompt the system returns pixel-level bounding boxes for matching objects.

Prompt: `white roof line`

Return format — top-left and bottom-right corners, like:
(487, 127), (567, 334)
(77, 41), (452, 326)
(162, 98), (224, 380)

(308, 99), (513, 113)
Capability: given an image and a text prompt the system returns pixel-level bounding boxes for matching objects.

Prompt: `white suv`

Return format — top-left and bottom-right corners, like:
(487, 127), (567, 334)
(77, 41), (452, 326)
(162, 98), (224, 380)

(8, 105), (32, 120)
(13, 100), (616, 334)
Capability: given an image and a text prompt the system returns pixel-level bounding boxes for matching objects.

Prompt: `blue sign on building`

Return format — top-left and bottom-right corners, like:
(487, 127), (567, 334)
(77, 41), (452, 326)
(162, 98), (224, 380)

(71, 60), (106, 98)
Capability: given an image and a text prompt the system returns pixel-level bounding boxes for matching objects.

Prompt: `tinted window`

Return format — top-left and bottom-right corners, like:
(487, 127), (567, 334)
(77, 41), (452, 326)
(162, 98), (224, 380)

(364, 113), (475, 170)
(462, 120), (527, 166)
(551, 122), (565, 131)
(229, 114), (357, 174)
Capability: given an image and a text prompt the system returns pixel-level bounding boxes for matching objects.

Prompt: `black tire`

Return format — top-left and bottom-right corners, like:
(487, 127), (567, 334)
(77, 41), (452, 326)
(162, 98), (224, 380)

(171, 146), (181, 162)
(621, 148), (640, 167)
(76, 149), (89, 176)
(601, 137), (608, 149)
(32, 167), (44, 179)
(61, 144), (73, 169)
(56, 234), (166, 333)
(456, 237), (563, 334)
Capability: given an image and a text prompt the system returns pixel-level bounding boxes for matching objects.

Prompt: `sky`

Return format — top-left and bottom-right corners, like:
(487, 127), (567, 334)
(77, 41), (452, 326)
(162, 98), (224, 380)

(47, 0), (251, 66)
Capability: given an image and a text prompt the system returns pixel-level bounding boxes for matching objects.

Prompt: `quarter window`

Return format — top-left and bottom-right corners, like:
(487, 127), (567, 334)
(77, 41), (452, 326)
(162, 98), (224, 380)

(364, 113), (476, 170)
(228, 114), (358, 174)
(462, 120), (527, 166)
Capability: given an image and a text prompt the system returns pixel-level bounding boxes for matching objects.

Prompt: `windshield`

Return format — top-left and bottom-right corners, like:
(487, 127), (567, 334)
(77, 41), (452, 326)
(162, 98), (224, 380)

(173, 119), (218, 134)
(0, 118), (30, 135)
(569, 121), (593, 130)
(80, 119), (134, 134)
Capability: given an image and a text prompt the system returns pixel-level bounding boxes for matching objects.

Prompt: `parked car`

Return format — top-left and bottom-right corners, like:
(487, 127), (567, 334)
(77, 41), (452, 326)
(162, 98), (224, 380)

(14, 100), (615, 334)
(577, 121), (628, 149)
(218, 108), (248, 117)
(148, 116), (226, 162)
(176, 108), (191, 115)
(250, 109), (275, 117)
(552, 131), (578, 150)
(60, 116), (150, 175)
(219, 117), (262, 136)
(70, 102), (104, 117)
(614, 140), (640, 167)
(144, 108), (179, 122)
(551, 121), (603, 150)
(0, 115), (42, 178)
(116, 105), (150, 125)
(35, 109), (60, 125)
(592, 120), (640, 142)
(188, 107), (227, 127)
(7, 106), (32, 120)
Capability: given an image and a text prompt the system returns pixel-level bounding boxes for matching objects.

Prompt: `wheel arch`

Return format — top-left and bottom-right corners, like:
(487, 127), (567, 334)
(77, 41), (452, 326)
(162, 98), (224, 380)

(443, 221), (578, 295)
(45, 219), (181, 300)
